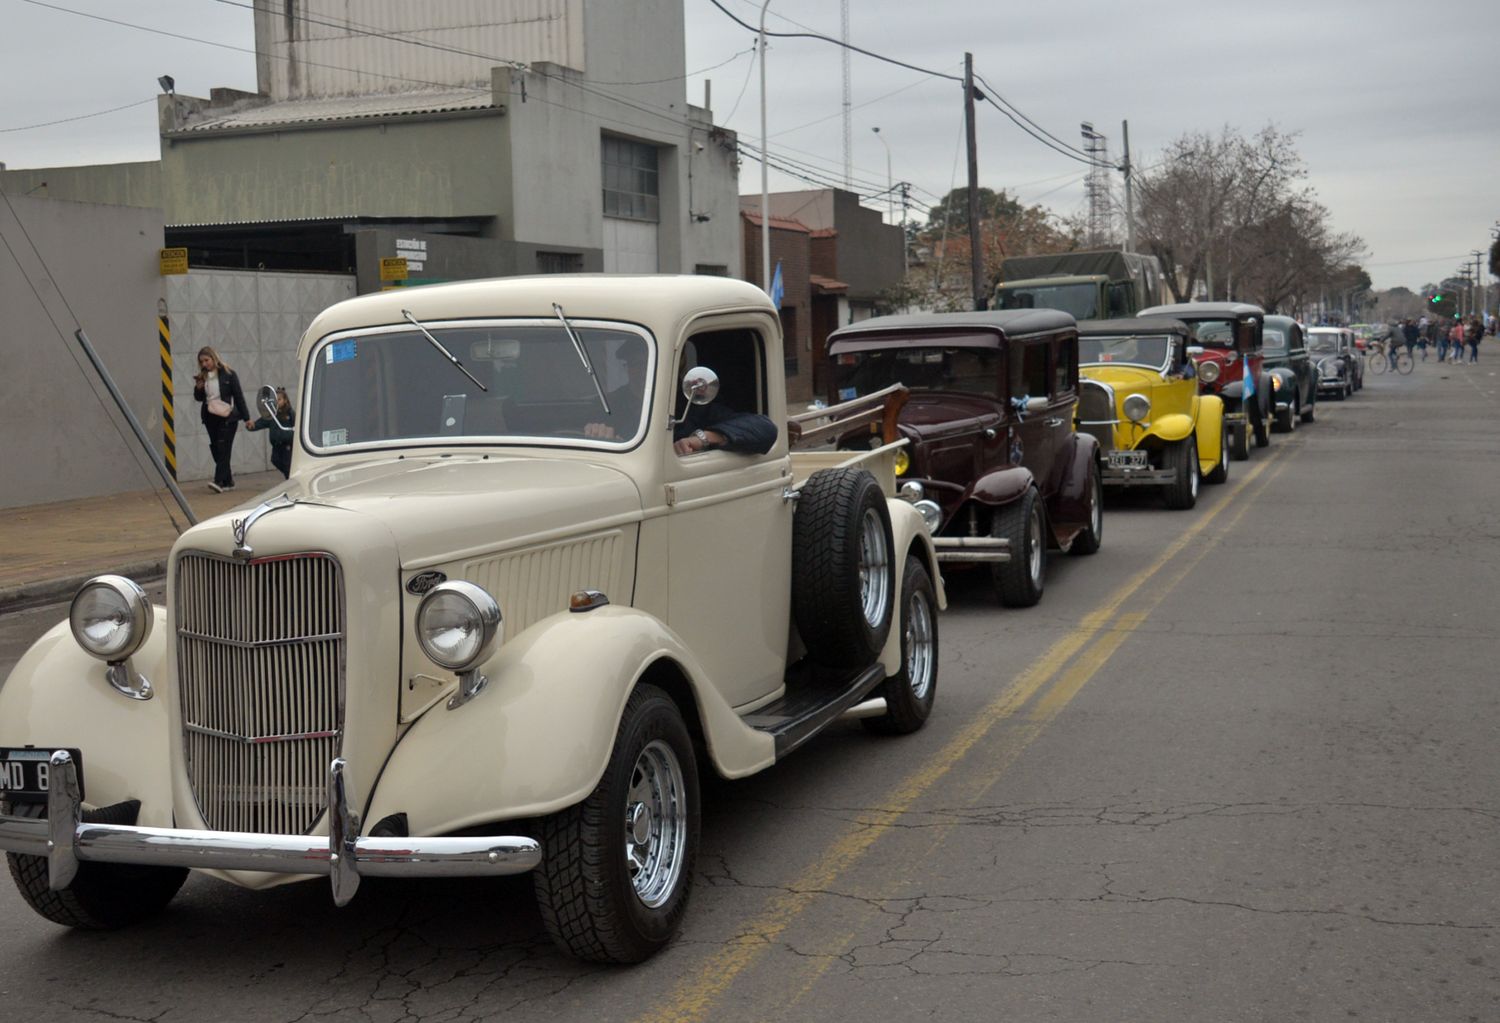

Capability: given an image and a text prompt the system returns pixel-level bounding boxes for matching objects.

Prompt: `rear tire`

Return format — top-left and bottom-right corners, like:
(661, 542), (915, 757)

(1068, 462), (1103, 556)
(533, 685), (699, 964)
(1161, 436), (1199, 510)
(4, 800), (187, 929)
(991, 488), (1045, 608)
(863, 556), (939, 736)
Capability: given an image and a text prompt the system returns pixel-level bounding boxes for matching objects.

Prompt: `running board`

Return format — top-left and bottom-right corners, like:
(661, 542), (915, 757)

(743, 663), (887, 759)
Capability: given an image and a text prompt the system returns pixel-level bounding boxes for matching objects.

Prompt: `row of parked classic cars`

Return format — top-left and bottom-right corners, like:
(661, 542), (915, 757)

(0, 277), (1370, 968)
(825, 299), (1369, 607)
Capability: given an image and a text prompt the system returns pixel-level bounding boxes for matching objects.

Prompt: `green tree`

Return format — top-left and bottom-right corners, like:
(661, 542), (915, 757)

(924, 187), (1024, 231)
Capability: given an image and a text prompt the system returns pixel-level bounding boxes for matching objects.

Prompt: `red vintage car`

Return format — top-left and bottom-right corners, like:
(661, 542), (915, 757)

(1139, 302), (1271, 460)
(824, 310), (1102, 608)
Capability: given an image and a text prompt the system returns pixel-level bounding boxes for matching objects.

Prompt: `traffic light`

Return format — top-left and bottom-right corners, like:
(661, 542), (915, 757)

(1430, 292), (1444, 304)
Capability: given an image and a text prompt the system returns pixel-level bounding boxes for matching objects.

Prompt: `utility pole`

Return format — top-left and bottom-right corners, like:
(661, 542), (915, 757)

(963, 53), (984, 310)
(899, 181), (911, 274)
(757, 3), (771, 293)
(1121, 119), (1136, 252)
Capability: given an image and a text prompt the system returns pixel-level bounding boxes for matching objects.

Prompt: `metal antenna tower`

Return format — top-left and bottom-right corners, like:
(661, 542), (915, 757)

(1080, 122), (1112, 246)
(841, 0), (852, 188)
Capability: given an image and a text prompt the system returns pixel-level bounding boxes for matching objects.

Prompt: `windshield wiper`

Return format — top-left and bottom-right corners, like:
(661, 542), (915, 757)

(553, 302), (610, 414)
(401, 309), (488, 392)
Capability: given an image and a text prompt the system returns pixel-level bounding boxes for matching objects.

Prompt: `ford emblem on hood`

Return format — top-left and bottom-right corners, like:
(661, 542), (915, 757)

(405, 571), (448, 596)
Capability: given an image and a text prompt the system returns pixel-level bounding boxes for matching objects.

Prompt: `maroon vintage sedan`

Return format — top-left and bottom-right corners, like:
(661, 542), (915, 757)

(825, 310), (1102, 607)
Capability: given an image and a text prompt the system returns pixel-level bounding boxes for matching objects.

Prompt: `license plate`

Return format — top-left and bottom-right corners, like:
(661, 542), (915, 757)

(1107, 450), (1149, 469)
(0, 747), (83, 804)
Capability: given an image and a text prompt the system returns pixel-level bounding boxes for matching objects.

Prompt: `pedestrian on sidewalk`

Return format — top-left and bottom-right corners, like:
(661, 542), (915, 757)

(193, 346), (249, 492)
(1436, 322), (1450, 363)
(1448, 323), (1465, 364)
(1466, 316), (1482, 363)
(245, 386), (295, 479)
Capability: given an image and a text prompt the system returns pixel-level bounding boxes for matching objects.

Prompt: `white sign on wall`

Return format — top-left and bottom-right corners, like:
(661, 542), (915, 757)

(395, 237), (427, 273)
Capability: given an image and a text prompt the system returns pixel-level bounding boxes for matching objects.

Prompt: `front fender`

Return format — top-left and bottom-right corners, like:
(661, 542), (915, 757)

(365, 606), (774, 836)
(0, 609), (175, 827)
(964, 465), (1035, 507)
(1144, 412), (1194, 444)
(1268, 368), (1298, 407)
(875, 500), (948, 676)
(1195, 395), (1226, 474)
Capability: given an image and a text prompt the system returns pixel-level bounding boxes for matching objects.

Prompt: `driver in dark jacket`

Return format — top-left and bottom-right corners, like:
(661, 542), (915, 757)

(673, 400), (778, 455)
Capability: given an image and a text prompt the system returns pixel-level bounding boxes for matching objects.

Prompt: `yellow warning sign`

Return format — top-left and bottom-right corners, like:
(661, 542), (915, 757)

(159, 247), (188, 275)
(380, 257), (409, 282)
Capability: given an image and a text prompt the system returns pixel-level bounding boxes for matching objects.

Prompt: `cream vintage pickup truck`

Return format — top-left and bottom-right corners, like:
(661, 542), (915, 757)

(0, 275), (943, 963)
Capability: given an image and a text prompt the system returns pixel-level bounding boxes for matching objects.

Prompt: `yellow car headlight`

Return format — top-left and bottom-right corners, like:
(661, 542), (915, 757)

(1271, 375), (1282, 390)
(893, 449), (910, 476)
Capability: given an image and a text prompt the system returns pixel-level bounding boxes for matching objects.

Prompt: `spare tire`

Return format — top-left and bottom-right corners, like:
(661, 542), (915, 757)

(792, 467), (895, 668)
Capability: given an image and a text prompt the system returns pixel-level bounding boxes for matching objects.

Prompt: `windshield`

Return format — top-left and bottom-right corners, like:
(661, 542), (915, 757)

(833, 345), (1000, 401)
(1187, 318), (1238, 349)
(1307, 332), (1340, 354)
(1263, 328), (1287, 350)
(998, 282), (1098, 319)
(1078, 334), (1173, 369)
(306, 322), (653, 451)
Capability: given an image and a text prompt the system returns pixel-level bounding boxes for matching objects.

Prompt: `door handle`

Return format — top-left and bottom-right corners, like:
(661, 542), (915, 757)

(1044, 417), (1063, 428)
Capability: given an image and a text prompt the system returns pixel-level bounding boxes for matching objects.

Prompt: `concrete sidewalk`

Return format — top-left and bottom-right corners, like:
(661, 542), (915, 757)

(0, 471), (285, 612)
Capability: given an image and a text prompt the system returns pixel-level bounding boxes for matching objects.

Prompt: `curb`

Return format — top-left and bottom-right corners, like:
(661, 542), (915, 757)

(0, 559), (168, 615)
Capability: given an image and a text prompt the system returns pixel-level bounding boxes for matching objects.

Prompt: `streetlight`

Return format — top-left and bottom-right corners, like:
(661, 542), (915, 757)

(871, 126), (893, 224)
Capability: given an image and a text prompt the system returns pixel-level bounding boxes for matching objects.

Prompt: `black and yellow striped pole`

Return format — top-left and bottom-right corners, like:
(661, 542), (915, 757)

(159, 313), (176, 478)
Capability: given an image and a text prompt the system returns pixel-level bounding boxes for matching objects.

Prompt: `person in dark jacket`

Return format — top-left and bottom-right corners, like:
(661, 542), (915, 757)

(192, 345), (250, 492)
(245, 386), (295, 479)
(672, 399), (778, 455)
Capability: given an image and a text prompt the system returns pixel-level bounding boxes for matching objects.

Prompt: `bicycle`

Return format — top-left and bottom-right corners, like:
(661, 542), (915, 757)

(1366, 339), (1413, 375)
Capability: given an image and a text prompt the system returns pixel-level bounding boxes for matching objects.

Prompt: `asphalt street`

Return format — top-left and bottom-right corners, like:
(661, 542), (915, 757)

(1, 358), (1497, 1022)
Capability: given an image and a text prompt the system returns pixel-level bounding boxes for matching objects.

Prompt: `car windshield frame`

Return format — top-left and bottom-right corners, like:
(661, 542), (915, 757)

(997, 281), (1099, 320)
(1184, 318), (1240, 349)
(830, 333), (1003, 402)
(1306, 331), (1342, 354)
(301, 317), (658, 457)
(1078, 333), (1175, 372)
(1262, 327), (1288, 351)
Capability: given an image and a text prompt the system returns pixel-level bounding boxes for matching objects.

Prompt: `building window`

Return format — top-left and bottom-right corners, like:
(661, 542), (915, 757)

(537, 251), (583, 274)
(695, 264), (728, 276)
(602, 136), (659, 222)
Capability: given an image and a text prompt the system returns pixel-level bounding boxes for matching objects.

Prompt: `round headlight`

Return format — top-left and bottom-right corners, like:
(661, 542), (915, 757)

(1122, 393), (1151, 424)
(1271, 374), (1283, 391)
(416, 581), (502, 672)
(70, 575), (152, 662)
(893, 449), (911, 477)
(1198, 360), (1222, 384)
(913, 499), (943, 534)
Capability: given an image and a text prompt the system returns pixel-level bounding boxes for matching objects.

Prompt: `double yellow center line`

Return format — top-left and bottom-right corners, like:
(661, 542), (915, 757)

(644, 442), (1297, 1022)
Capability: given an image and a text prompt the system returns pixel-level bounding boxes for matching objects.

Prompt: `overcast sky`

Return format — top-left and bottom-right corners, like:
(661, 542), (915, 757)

(2, 0), (1494, 290)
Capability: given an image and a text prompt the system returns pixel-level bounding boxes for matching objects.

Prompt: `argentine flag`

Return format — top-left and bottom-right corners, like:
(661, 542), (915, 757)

(1242, 353), (1255, 398)
(770, 261), (785, 310)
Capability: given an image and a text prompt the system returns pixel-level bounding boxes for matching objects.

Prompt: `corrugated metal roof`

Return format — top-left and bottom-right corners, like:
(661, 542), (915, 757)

(174, 89), (497, 133)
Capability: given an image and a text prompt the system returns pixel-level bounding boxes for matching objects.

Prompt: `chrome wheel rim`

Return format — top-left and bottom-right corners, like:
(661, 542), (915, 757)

(1027, 504), (1043, 584)
(624, 739), (688, 908)
(857, 508), (891, 627)
(1220, 428), (1229, 470)
(1189, 447), (1200, 498)
(905, 588), (935, 701)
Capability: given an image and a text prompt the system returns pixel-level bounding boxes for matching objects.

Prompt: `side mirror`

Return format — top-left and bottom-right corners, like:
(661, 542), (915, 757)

(1186, 345), (1205, 357)
(681, 366), (720, 407)
(256, 385), (277, 421)
(1024, 395), (1049, 415)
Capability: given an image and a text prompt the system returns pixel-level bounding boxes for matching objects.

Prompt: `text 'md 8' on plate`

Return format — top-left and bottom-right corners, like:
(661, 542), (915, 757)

(0, 747), (84, 805)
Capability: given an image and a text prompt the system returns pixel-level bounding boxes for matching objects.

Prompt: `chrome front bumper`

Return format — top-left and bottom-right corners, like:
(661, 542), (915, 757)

(932, 536), (1011, 563)
(0, 751), (541, 907)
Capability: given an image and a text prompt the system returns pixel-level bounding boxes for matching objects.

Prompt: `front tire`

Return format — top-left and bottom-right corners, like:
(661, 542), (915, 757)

(533, 685), (700, 963)
(1251, 390), (1271, 448)
(1228, 420), (1251, 461)
(991, 487), (1045, 608)
(1300, 393), (1316, 423)
(4, 800), (187, 929)
(1161, 436), (1199, 510)
(1274, 398), (1297, 432)
(863, 555), (939, 736)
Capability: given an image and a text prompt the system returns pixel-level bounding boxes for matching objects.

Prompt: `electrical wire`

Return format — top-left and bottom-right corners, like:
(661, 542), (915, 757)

(1, 97), (157, 134)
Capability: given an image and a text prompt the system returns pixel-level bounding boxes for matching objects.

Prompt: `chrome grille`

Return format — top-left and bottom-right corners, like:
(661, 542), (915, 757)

(176, 552), (345, 835)
(1078, 379), (1117, 452)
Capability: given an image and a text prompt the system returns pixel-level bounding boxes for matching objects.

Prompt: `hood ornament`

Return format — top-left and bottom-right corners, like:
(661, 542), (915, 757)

(231, 494), (297, 559)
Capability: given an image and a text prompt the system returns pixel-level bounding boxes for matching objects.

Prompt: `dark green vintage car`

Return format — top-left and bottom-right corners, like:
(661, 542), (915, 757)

(1261, 314), (1317, 431)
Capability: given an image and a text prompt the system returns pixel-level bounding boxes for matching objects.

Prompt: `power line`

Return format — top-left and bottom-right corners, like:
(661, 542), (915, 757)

(1, 97), (157, 134)
(703, 0), (963, 82)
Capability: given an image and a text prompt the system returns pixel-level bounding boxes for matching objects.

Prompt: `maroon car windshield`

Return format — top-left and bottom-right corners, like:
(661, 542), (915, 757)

(832, 345), (1001, 402)
(1188, 319), (1238, 349)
